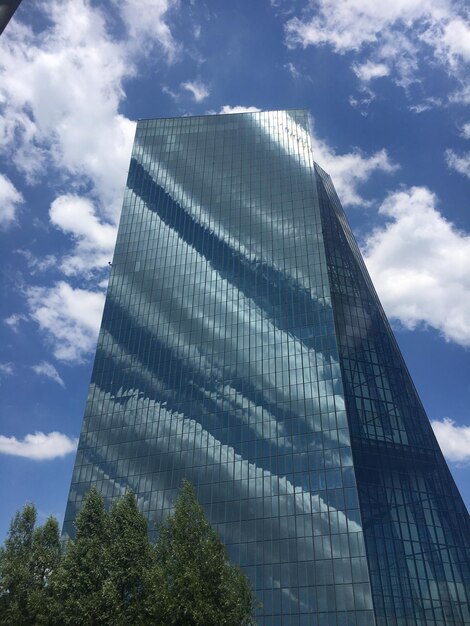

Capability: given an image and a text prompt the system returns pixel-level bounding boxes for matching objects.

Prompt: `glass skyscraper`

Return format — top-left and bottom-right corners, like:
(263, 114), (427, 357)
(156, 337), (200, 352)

(64, 110), (470, 625)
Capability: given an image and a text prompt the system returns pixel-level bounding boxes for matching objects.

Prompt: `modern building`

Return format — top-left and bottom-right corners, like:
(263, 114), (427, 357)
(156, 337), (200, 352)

(63, 110), (470, 625)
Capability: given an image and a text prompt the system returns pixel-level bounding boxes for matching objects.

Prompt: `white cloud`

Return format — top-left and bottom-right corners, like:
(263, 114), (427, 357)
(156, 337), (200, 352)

(16, 250), (57, 275)
(348, 89), (376, 113)
(449, 83), (470, 105)
(0, 0), (180, 233)
(31, 361), (65, 387)
(408, 104), (432, 114)
(0, 174), (23, 227)
(431, 418), (470, 463)
(309, 118), (398, 206)
(0, 0), (177, 257)
(0, 431), (78, 460)
(378, 31), (420, 89)
(0, 362), (14, 376)
(27, 281), (105, 363)
(408, 96), (443, 114)
(0, 0), (136, 217)
(284, 0), (470, 89)
(363, 186), (470, 346)
(352, 61), (390, 83)
(284, 62), (301, 79)
(285, 1), (428, 52)
(445, 149), (470, 179)
(181, 80), (210, 102)
(461, 122), (470, 139)
(115, 0), (180, 62)
(218, 105), (262, 114)
(4, 313), (28, 332)
(49, 194), (117, 276)
(444, 19), (470, 62)
(162, 84), (180, 101)
(425, 17), (470, 68)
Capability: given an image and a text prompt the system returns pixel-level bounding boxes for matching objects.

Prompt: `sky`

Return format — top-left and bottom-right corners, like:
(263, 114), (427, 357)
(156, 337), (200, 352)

(0, 0), (469, 540)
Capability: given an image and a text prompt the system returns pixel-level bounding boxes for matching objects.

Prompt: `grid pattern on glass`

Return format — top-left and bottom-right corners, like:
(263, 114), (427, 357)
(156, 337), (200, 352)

(315, 163), (470, 626)
(63, 111), (375, 625)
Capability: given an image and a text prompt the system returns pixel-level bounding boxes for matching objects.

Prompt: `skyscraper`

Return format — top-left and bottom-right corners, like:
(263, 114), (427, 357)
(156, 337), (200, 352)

(64, 110), (470, 625)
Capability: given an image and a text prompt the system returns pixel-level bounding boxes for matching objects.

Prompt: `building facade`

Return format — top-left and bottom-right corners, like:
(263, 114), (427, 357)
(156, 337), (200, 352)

(63, 110), (470, 625)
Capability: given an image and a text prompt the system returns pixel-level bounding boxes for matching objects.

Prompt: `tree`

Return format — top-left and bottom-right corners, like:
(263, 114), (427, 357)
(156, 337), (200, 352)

(29, 516), (61, 625)
(149, 479), (258, 626)
(0, 505), (61, 626)
(0, 504), (37, 625)
(49, 488), (115, 625)
(50, 488), (156, 626)
(107, 491), (155, 625)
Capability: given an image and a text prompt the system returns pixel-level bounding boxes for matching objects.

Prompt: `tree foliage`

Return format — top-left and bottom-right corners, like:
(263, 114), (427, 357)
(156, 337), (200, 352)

(107, 491), (154, 625)
(49, 487), (115, 625)
(0, 482), (258, 625)
(150, 479), (257, 626)
(29, 516), (61, 625)
(0, 505), (61, 626)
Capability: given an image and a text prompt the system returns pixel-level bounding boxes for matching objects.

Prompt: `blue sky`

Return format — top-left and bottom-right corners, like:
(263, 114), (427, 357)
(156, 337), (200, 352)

(1, 0), (469, 539)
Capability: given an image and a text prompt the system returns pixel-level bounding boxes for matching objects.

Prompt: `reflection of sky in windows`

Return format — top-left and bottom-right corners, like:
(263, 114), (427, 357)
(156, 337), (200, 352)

(111, 206), (343, 425)
(64, 111), (375, 623)
(132, 113), (325, 300)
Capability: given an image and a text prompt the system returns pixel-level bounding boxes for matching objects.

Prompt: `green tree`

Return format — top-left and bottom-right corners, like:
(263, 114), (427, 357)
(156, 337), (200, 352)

(107, 491), (155, 625)
(0, 504), (37, 625)
(50, 488), (156, 625)
(49, 488), (114, 625)
(29, 516), (61, 625)
(149, 479), (258, 626)
(0, 505), (61, 626)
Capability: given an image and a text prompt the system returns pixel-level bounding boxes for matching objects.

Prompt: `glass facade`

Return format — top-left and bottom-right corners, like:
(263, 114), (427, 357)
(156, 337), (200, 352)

(63, 110), (470, 625)
(316, 164), (470, 625)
